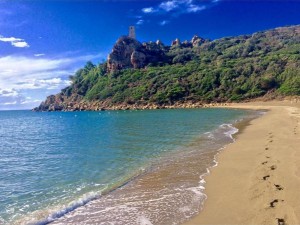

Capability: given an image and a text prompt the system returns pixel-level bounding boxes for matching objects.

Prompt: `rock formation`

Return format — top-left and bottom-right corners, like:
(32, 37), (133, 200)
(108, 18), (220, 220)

(171, 38), (181, 47)
(170, 36), (207, 48)
(107, 36), (143, 72)
(131, 50), (146, 69)
(107, 36), (168, 72)
(106, 33), (208, 73)
(156, 40), (162, 45)
(191, 35), (205, 47)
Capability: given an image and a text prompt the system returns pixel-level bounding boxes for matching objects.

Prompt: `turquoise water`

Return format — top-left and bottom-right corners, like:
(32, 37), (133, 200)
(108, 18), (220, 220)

(0, 108), (249, 224)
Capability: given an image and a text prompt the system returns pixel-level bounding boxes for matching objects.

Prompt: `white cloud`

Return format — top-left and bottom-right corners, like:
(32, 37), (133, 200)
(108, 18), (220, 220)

(138, 0), (214, 26)
(159, 1), (178, 12)
(0, 91), (40, 107)
(20, 99), (41, 105)
(0, 35), (29, 48)
(0, 37), (21, 42)
(33, 78), (71, 90)
(11, 41), (29, 48)
(159, 20), (169, 26)
(139, 0), (218, 20)
(0, 88), (22, 107)
(0, 53), (102, 109)
(136, 19), (144, 25)
(187, 5), (206, 13)
(14, 78), (71, 90)
(0, 88), (42, 108)
(34, 53), (45, 57)
(142, 7), (155, 13)
(3, 101), (17, 105)
(0, 53), (102, 84)
(0, 56), (72, 83)
(0, 89), (18, 97)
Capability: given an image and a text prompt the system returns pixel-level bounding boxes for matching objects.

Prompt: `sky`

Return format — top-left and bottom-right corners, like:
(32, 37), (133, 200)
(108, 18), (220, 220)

(1, 0), (300, 110)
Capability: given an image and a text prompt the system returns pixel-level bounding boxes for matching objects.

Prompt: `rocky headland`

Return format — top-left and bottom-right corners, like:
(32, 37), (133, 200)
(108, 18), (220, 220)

(34, 25), (300, 112)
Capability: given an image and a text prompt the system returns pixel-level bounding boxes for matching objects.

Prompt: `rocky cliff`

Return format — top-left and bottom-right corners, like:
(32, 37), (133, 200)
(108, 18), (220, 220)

(107, 36), (169, 72)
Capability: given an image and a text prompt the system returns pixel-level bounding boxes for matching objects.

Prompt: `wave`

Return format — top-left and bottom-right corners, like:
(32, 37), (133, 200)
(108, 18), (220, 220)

(28, 191), (101, 225)
(24, 169), (146, 225)
(185, 122), (240, 214)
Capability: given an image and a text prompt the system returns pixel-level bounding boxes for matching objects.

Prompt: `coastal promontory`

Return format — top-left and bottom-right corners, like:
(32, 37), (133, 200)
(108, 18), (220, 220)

(34, 25), (300, 111)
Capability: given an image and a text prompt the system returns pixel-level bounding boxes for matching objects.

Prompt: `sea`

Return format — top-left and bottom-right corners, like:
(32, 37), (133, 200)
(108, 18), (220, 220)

(0, 108), (259, 225)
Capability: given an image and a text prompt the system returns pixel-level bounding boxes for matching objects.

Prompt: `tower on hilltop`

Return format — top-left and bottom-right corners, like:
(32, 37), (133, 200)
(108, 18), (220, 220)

(129, 26), (136, 39)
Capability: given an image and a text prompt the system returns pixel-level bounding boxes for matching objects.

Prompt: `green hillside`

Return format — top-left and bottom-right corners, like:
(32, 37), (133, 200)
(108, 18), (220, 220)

(35, 25), (300, 111)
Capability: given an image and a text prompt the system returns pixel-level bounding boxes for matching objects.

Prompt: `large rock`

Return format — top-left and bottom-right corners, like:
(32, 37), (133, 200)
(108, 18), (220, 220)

(107, 36), (168, 72)
(171, 38), (181, 47)
(191, 35), (205, 47)
(107, 36), (143, 72)
(131, 51), (146, 69)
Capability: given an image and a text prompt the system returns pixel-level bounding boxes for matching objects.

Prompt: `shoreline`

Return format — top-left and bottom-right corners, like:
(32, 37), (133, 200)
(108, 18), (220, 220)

(35, 109), (252, 225)
(33, 96), (300, 112)
(185, 101), (300, 225)
(10, 102), (299, 224)
(9, 108), (251, 225)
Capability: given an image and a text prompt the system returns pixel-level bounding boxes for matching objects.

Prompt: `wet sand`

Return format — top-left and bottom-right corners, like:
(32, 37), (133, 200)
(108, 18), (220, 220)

(186, 101), (300, 225)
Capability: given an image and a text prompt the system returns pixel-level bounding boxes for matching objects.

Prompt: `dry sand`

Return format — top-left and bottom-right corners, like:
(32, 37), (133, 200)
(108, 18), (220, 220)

(185, 101), (300, 225)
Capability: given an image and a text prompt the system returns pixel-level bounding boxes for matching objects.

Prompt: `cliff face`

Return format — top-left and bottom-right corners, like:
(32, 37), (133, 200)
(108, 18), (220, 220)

(107, 36), (142, 71)
(107, 36), (168, 72)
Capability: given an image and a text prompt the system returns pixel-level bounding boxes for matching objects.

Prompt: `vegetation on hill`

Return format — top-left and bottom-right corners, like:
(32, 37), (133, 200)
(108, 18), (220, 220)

(36, 25), (300, 111)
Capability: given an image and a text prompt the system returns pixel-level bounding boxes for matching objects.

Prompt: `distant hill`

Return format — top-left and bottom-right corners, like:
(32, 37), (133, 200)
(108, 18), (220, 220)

(34, 25), (300, 111)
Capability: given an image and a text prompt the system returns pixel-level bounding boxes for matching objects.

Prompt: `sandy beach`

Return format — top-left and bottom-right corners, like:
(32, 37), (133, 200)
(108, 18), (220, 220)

(185, 100), (300, 225)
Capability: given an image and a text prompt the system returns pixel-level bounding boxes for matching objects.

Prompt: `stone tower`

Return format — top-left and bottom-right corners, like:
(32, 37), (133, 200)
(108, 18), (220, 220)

(129, 26), (136, 39)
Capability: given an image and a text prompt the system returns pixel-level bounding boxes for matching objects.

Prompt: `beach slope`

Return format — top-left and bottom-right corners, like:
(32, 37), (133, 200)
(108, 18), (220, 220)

(186, 101), (300, 225)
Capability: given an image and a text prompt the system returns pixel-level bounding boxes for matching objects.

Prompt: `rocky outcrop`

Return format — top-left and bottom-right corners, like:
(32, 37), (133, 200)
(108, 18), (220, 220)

(107, 36), (168, 72)
(33, 92), (84, 112)
(171, 38), (181, 47)
(36, 95), (64, 111)
(156, 40), (162, 45)
(170, 36), (208, 48)
(191, 35), (205, 47)
(131, 50), (146, 69)
(107, 35), (208, 72)
(107, 36), (143, 72)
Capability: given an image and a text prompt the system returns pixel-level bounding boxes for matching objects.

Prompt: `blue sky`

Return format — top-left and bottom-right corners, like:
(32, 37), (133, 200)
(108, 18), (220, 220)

(1, 0), (300, 110)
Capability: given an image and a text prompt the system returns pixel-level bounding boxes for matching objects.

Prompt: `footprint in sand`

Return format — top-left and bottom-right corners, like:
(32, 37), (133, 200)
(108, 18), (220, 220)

(270, 165), (277, 170)
(265, 147), (269, 150)
(266, 156), (270, 159)
(269, 199), (284, 208)
(262, 161), (268, 165)
(263, 175), (270, 180)
(274, 184), (284, 191)
(269, 140), (273, 143)
(276, 218), (286, 225)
